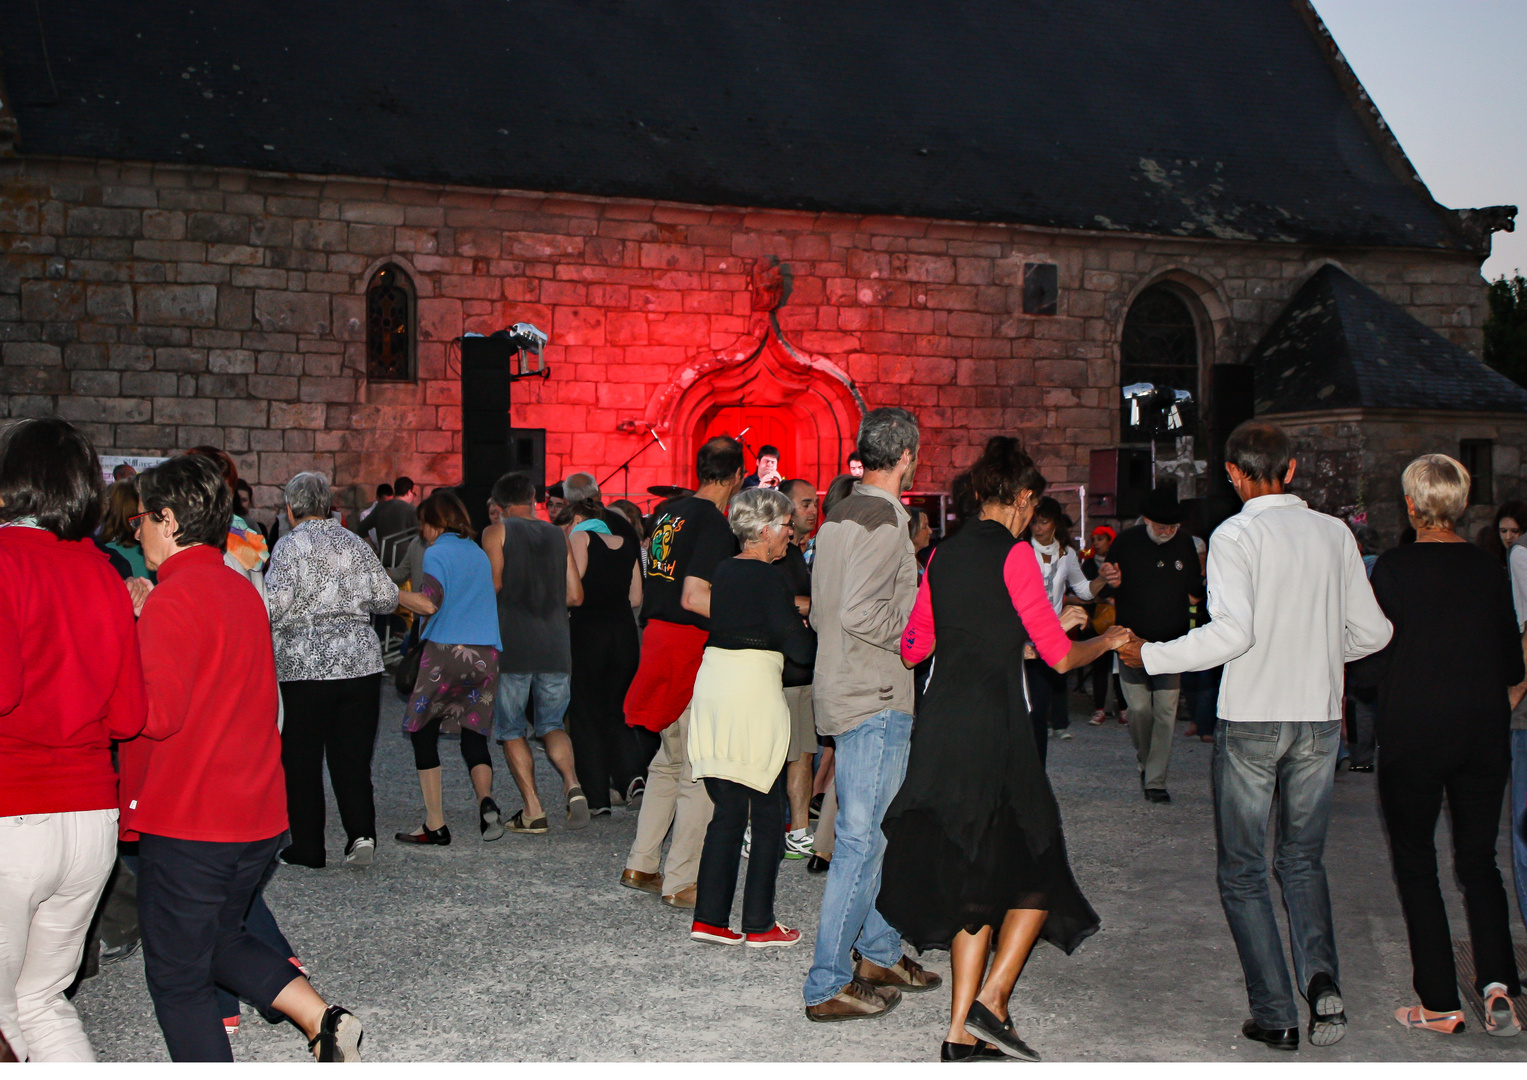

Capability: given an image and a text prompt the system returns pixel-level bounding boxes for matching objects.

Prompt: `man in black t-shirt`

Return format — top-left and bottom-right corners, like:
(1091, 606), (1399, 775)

(620, 437), (744, 908)
(1096, 488), (1204, 803)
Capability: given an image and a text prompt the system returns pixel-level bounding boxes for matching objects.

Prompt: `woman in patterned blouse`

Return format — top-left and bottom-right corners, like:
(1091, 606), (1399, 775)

(266, 471), (399, 869)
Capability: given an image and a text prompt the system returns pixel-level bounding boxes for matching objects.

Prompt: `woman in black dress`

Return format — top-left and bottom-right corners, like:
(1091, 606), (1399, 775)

(880, 436), (1127, 1062)
(563, 494), (647, 815)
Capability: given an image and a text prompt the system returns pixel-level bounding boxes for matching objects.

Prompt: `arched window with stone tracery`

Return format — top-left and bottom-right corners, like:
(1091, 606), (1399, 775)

(366, 264), (415, 381)
(1119, 283), (1199, 431)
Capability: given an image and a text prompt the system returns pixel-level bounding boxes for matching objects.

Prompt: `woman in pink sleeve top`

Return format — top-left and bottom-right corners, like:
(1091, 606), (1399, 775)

(878, 436), (1128, 1063)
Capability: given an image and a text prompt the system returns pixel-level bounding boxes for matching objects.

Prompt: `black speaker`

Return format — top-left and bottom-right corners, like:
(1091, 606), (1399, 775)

(459, 337), (546, 532)
(1089, 447), (1153, 519)
(1209, 364), (1255, 496)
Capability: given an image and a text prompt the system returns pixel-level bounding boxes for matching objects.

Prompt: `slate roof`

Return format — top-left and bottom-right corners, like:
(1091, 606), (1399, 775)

(0, 0), (1473, 250)
(1251, 265), (1527, 415)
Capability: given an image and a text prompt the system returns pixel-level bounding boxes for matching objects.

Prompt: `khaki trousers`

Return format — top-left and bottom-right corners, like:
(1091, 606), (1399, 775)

(0, 809), (119, 1062)
(1120, 664), (1181, 791)
(624, 705), (714, 893)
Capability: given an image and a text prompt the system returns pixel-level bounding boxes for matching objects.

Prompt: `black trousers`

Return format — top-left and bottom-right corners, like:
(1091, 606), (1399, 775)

(567, 614), (646, 810)
(1024, 658), (1066, 767)
(137, 833), (301, 1062)
(695, 767), (788, 934)
(279, 673), (381, 865)
(1377, 735), (1521, 1011)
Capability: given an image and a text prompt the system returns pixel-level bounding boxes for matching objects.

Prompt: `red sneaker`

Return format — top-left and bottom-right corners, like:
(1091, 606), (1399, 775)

(745, 923), (802, 949)
(690, 920), (743, 945)
(224, 1015), (240, 1035)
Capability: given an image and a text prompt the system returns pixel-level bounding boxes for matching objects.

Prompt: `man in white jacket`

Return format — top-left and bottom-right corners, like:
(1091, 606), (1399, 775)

(1119, 421), (1391, 1053)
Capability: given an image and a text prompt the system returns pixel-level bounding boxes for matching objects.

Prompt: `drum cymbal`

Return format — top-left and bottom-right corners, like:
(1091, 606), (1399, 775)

(647, 485), (694, 498)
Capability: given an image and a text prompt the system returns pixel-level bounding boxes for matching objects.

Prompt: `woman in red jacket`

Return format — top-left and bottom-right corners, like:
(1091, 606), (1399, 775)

(122, 454), (363, 1062)
(0, 419), (146, 1062)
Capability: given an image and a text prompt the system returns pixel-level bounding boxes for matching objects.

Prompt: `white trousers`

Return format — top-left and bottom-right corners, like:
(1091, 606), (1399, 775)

(0, 808), (118, 1062)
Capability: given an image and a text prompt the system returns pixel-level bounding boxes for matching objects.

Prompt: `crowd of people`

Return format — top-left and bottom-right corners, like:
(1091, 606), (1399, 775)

(2, 406), (1525, 1063)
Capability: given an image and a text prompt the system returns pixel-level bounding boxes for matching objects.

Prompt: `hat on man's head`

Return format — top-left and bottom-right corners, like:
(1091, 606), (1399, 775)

(1140, 487), (1184, 525)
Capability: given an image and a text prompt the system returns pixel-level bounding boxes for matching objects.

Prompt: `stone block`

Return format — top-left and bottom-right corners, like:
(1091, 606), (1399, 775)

(340, 203), (406, 226)
(121, 371), (179, 396)
(137, 284), (218, 327)
(86, 283), (135, 323)
(198, 374), (249, 398)
(66, 207), (141, 238)
(207, 244), (264, 265)
(217, 399), (268, 427)
(298, 377), (358, 403)
(185, 212), (250, 244)
(21, 280), (87, 322)
(254, 291), (331, 335)
(216, 287), (252, 330)
(647, 313), (708, 346)
(638, 243), (704, 272)
(3, 342), (63, 367)
(154, 347), (207, 372)
(269, 402), (327, 429)
(293, 219), (348, 252)
(69, 370), (121, 396)
(57, 396), (152, 424)
(347, 224), (394, 255)
(417, 298), (462, 342)
(0, 366), (67, 394)
(553, 306), (607, 346)
(249, 374), (301, 399)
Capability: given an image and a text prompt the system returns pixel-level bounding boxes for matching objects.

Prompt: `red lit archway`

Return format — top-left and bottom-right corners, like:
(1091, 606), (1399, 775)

(633, 320), (864, 492)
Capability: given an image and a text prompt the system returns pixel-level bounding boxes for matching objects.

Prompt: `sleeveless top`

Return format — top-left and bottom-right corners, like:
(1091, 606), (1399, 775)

(495, 516), (571, 673)
(575, 531), (638, 618)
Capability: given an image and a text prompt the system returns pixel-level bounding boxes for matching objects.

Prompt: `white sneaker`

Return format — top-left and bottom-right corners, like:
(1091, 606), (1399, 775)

(1058, 730), (1074, 740)
(344, 837), (375, 868)
(784, 828), (814, 860)
(742, 825), (751, 860)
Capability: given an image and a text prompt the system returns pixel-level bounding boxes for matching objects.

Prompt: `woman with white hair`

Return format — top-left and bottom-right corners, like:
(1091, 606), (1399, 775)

(686, 486), (816, 949)
(1353, 454), (1524, 1036)
(266, 471), (400, 870)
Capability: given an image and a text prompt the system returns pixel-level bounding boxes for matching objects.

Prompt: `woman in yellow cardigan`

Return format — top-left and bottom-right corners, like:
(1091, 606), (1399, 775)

(687, 487), (818, 948)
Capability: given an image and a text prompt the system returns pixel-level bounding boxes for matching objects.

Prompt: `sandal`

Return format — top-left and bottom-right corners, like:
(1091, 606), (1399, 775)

(1393, 1004), (1465, 1034)
(1482, 983), (1521, 1037)
(307, 1005), (363, 1061)
(507, 809), (549, 834)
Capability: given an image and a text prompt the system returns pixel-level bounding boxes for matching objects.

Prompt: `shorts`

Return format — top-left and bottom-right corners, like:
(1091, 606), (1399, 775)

(784, 683), (817, 762)
(492, 672), (572, 742)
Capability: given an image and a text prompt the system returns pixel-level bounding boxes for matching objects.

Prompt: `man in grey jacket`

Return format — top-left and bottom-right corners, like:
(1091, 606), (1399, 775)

(803, 407), (942, 1022)
(1120, 421), (1391, 1052)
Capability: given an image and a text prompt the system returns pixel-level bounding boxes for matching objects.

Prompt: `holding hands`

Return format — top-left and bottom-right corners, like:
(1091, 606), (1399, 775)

(1115, 628), (1146, 668)
(1099, 561), (1122, 588)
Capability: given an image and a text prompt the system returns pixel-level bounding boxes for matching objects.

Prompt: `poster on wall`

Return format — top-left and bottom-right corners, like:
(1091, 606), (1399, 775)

(99, 455), (169, 483)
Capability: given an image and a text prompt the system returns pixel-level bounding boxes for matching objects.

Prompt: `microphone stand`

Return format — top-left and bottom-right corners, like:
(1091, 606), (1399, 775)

(600, 432), (665, 501)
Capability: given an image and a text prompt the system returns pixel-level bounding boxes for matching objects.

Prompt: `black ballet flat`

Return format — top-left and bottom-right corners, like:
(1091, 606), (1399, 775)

(964, 1000), (1041, 1062)
(393, 823), (451, 846)
(940, 1040), (1007, 1062)
(806, 854), (831, 874)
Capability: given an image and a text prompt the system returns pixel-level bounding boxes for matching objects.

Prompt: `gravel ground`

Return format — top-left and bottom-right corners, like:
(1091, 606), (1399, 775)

(73, 688), (1527, 1062)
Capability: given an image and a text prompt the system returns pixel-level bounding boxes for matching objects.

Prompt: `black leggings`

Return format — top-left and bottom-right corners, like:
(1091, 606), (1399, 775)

(410, 718), (491, 772)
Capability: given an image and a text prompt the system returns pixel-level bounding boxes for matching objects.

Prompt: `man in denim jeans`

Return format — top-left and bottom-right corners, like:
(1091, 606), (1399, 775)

(803, 408), (942, 1022)
(1119, 421), (1391, 1052)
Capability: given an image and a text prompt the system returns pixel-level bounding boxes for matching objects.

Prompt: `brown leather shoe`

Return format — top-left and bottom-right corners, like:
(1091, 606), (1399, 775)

(854, 950), (943, 993)
(620, 868), (662, 894)
(805, 978), (902, 1022)
(660, 883), (697, 908)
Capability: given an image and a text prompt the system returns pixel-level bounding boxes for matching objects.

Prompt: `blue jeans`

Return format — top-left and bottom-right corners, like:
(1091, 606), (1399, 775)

(803, 708), (913, 1006)
(1513, 729), (1527, 938)
(1212, 720), (1341, 1029)
(492, 672), (572, 741)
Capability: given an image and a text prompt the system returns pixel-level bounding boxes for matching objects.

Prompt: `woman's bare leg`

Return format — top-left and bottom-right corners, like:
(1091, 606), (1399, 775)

(418, 767), (444, 830)
(270, 976), (326, 1044)
(974, 908), (1048, 1020)
(947, 926), (994, 1045)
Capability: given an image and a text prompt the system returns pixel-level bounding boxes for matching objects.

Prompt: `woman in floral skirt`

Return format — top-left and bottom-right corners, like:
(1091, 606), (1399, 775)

(394, 491), (504, 846)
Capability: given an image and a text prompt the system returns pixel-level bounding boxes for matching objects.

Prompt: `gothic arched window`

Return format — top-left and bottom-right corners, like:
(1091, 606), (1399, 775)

(1120, 284), (1198, 429)
(366, 264), (415, 381)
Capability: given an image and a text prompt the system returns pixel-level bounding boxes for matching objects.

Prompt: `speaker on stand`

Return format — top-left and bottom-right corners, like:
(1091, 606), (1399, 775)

(459, 331), (550, 533)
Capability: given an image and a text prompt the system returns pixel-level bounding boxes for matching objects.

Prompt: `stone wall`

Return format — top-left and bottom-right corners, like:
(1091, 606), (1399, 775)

(0, 155), (1492, 512)
(1275, 409), (1527, 545)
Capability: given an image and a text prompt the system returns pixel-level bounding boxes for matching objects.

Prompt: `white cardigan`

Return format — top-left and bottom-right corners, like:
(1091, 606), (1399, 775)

(1141, 494), (1391, 723)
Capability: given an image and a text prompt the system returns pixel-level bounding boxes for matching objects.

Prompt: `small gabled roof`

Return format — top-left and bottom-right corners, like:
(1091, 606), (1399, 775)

(1251, 265), (1527, 415)
(0, 0), (1478, 251)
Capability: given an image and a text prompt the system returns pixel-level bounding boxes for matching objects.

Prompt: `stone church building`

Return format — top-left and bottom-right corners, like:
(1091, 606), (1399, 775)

(0, 0), (1518, 537)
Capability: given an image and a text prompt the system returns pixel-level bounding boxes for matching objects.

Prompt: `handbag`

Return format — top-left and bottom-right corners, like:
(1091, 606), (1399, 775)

(394, 626), (422, 696)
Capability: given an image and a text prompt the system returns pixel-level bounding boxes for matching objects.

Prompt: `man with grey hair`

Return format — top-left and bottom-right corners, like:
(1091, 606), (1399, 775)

(804, 407), (941, 1022)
